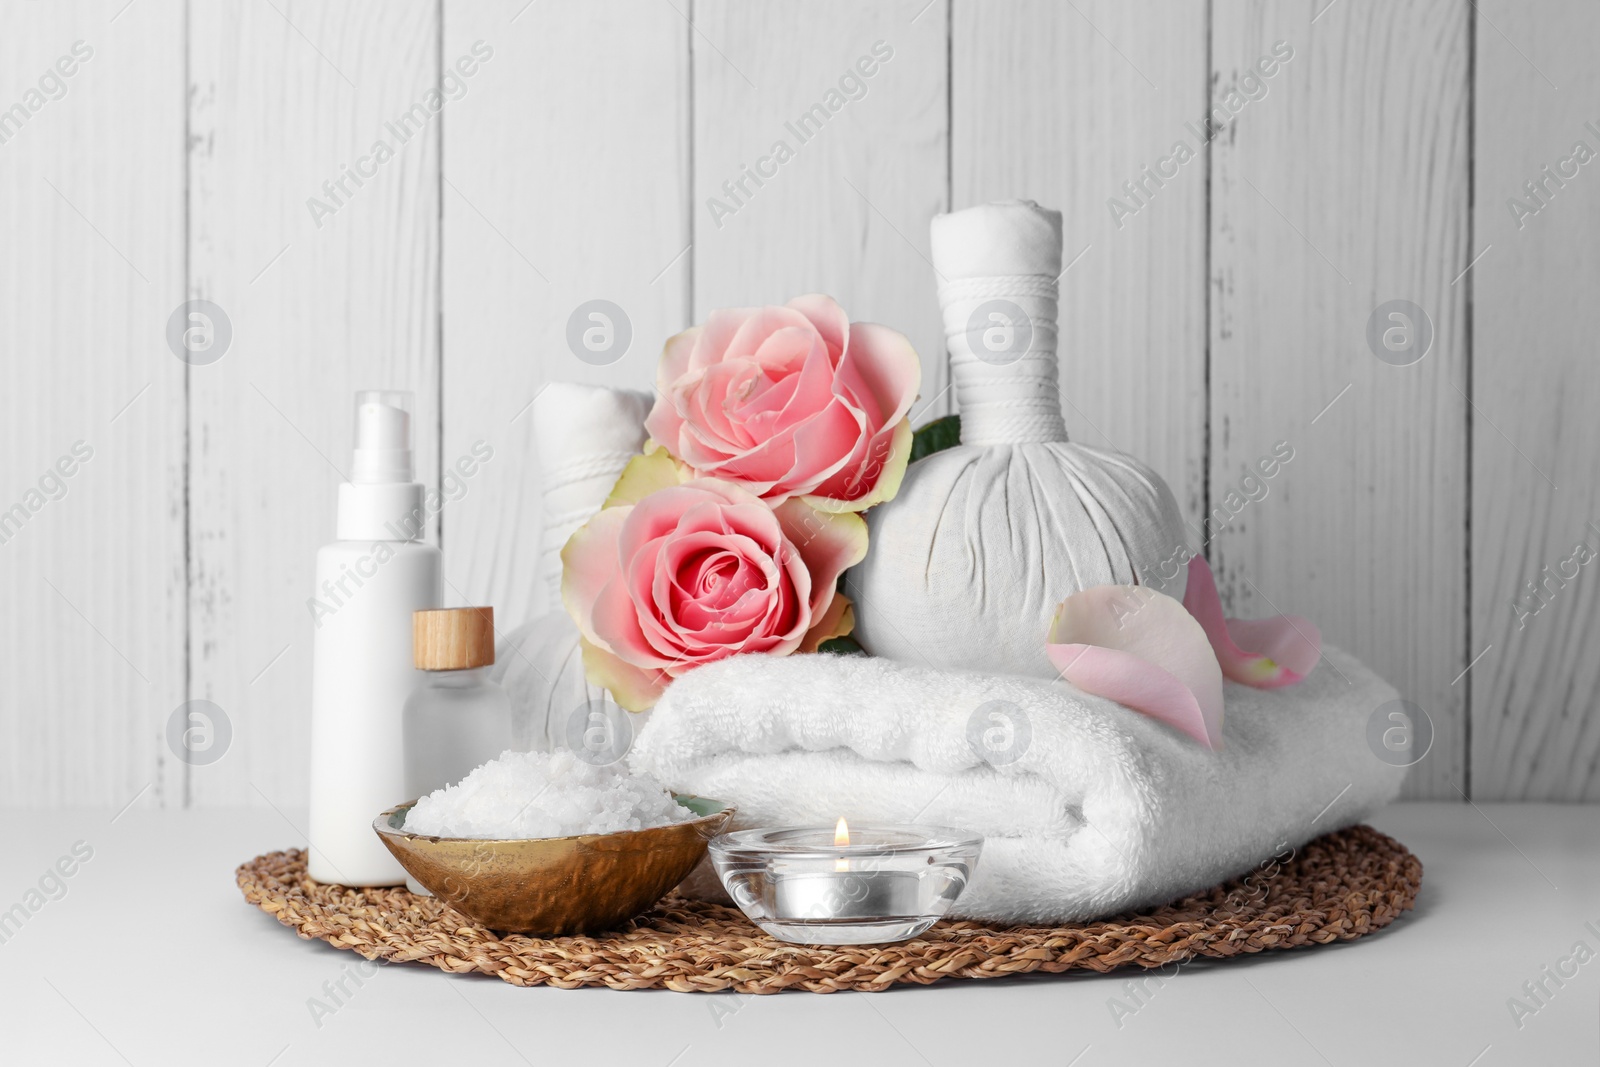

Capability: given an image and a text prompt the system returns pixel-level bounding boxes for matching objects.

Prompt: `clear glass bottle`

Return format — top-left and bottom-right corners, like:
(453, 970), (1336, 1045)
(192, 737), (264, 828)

(403, 607), (513, 893)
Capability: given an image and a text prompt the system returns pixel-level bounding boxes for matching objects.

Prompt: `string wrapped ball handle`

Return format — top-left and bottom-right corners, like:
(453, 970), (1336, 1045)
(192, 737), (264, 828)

(935, 200), (1068, 447)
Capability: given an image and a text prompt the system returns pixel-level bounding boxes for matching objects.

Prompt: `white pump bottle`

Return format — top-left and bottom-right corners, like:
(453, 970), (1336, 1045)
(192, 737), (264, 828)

(307, 390), (441, 885)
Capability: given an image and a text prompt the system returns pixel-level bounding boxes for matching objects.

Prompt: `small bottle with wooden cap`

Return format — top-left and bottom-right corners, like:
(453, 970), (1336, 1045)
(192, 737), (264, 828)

(402, 607), (514, 808)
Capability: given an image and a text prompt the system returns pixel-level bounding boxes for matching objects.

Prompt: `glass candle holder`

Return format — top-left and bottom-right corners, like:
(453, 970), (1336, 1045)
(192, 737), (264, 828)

(708, 823), (982, 945)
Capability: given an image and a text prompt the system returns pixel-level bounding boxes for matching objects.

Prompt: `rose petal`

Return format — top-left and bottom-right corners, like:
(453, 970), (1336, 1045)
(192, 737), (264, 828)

(592, 562), (674, 667)
(616, 484), (759, 563)
(1047, 585), (1224, 749)
(1181, 555), (1321, 687)
(800, 591), (855, 651)
(644, 328), (702, 448)
(656, 532), (778, 638)
(604, 447), (685, 509)
(805, 416), (914, 512)
(773, 498), (869, 615)
(578, 638), (668, 712)
(726, 305), (814, 363)
(1046, 644), (1218, 749)
(785, 294), (849, 356)
(749, 324), (822, 384)
(712, 399), (861, 501)
(691, 361), (766, 450)
(693, 307), (761, 374)
(655, 326), (700, 393)
(761, 330), (841, 435)
(833, 320), (921, 427)
(693, 428), (799, 491)
(559, 505), (631, 646)
(768, 540), (811, 642)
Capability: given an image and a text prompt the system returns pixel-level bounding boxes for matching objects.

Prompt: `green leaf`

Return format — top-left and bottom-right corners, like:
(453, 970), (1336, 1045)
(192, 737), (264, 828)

(816, 635), (867, 656)
(909, 414), (961, 463)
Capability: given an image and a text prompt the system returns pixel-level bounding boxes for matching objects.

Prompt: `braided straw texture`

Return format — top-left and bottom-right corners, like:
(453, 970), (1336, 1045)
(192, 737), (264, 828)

(237, 825), (1420, 994)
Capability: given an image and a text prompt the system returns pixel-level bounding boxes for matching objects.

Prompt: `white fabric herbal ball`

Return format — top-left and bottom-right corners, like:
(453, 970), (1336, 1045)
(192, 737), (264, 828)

(848, 200), (1189, 677)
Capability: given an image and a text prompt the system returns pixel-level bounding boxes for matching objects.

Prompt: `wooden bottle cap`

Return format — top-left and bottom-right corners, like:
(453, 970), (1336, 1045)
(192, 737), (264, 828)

(413, 607), (495, 670)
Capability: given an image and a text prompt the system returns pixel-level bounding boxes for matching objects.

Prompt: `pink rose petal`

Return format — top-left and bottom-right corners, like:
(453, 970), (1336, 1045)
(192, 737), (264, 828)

(726, 305), (813, 362)
(603, 448), (684, 510)
(750, 324), (821, 382)
(800, 590), (855, 651)
(589, 568), (667, 667)
(644, 329), (700, 449)
(578, 638), (670, 714)
(559, 506), (631, 646)
(785, 293), (850, 355)
(693, 307), (758, 373)
(1046, 643), (1219, 749)
(773, 498), (868, 617)
(766, 334), (842, 432)
(748, 399), (860, 489)
(807, 417), (909, 510)
(1047, 585), (1224, 749)
(834, 320), (921, 427)
(1181, 555), (1321, 687)
(656, 326), (700, 389)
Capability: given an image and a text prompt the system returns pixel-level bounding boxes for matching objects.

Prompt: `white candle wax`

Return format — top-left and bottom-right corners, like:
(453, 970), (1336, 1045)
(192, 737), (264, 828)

(767, 867), (925, 920)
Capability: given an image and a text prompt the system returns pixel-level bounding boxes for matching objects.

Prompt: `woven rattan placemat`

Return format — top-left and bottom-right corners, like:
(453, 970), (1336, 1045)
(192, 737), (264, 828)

(237, 824), (1420, 993)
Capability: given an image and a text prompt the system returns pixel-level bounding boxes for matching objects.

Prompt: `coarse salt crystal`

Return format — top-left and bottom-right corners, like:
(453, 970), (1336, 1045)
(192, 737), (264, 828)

(403, 749), (697, 839)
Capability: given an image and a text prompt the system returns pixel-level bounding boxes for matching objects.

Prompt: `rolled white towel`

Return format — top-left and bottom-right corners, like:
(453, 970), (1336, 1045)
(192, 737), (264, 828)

(631, 647), (1406, 925)
(530, 381), (653, 610)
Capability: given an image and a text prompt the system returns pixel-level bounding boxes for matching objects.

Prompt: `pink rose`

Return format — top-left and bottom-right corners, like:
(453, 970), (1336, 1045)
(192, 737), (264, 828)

(645, 294), (920, 512)
(562, 452), (867, 711)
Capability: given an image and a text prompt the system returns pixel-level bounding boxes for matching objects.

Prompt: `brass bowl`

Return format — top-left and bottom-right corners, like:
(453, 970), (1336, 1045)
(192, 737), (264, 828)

(372, 796), (733, 937)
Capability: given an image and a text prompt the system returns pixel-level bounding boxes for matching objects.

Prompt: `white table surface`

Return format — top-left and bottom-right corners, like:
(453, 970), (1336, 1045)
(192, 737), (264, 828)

(1, 802), (1595, 1066)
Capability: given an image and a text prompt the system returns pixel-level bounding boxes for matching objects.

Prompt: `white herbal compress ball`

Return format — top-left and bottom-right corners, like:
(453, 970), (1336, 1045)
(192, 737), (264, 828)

(849, 200), (1189, 678)
(492, 382), (652, 750)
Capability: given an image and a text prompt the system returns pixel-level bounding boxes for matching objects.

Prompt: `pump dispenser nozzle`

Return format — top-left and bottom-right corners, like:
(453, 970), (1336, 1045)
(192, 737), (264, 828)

(336, 389), (425, 541)
(352, 390), (415, 485)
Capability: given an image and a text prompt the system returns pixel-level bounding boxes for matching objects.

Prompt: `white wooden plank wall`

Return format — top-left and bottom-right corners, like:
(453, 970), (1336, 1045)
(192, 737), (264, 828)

(442, 0), (690, 628)
(1209, 0), (1471, 800)
(1471, 2), (1600, 800)
(952, 0), (1208, 531)
(692, 1), (950, 419)
(1, 0), (1595, 805)
(188, 0), (440, 807)
(0, 0), (186, 807)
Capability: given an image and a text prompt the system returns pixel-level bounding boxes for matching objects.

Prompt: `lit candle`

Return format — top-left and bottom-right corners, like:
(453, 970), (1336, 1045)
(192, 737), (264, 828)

(770, 818), (919, 918)
(709, 822), (983, 945)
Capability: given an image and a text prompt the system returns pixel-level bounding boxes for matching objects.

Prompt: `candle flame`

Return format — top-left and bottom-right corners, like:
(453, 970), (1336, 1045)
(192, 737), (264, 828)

(834, 817), (850, 847)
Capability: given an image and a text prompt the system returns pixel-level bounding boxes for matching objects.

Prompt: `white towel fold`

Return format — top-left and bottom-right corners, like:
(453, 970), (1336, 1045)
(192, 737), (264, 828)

(631, 648), (1406, 924)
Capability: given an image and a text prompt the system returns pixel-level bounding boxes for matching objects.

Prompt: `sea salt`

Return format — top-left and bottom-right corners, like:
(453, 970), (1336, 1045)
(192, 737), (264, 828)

(403, 749), (698, 839)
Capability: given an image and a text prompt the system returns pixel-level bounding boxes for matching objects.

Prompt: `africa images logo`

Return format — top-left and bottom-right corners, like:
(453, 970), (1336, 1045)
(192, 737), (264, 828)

(704, 41), (895, 229)
(1106, 40), (1293, 229)
(306, 41), (494, 229)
